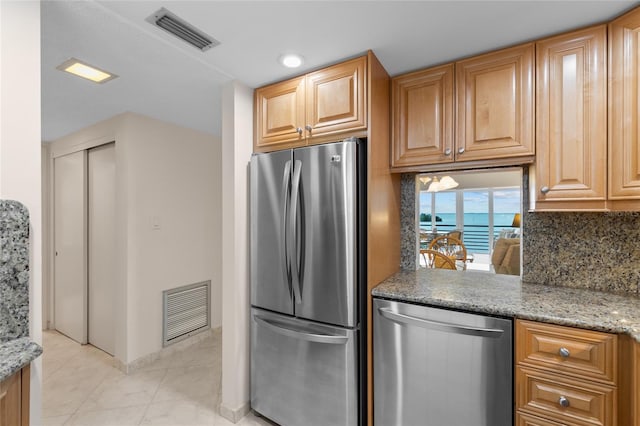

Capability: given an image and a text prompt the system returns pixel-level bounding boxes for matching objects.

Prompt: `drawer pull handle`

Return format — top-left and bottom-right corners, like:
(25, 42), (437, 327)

(559, 347), (570, 358)
(558, 396), (570, 408)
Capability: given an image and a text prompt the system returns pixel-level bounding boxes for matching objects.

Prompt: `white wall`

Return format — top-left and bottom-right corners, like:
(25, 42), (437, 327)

(0, 1), (43, 423)
(46, 112), (222, 365)
(122, 113), (222, 362)
(220, 81), (253, 422)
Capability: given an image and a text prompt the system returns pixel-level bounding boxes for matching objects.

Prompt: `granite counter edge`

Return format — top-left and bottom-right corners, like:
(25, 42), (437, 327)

(372, 288), (640, 343)
(0, 338), (43, 382)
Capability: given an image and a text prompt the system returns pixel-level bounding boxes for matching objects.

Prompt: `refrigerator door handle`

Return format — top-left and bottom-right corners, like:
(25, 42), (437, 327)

(254, 315), (349, 345)
(281, 160), (292, 287)
(378, 307), (505, 338)
(289, 159), (303, 305)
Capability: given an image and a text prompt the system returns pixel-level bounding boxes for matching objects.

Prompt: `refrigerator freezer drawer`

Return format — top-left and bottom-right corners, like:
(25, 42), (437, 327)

(373, 299), (513, 426)
(251, 308), (358, 426)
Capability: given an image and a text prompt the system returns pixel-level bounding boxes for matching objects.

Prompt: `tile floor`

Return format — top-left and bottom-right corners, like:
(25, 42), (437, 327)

(42, 329), (274, 426)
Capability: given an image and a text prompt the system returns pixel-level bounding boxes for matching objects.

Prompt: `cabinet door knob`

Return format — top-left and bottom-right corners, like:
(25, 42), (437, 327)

(558, 396), (570, 408)
(458, 147), (465, 154)
(540, 186), (550, 194)
(444, 148), (452, 156)
(305, 125), (313, 133)
(296, 127), (303, 135)
(559, 347), (570, 358)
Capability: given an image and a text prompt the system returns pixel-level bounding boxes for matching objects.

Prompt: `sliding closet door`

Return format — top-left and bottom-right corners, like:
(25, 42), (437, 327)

(54, 151), (87, 344)
(88, 143), (116, 355)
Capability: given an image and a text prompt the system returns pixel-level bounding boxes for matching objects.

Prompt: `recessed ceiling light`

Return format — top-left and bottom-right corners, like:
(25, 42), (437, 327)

(279, 54), (304, 68)
(56, 58), (118, 84)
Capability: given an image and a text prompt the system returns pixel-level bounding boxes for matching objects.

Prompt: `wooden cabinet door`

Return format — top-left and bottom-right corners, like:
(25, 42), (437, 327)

(618, 336), (640, 426)
(391, 63), (454, 168)
(254, 75), (305, 151)
(0, 371), (20, 426)
(535, 26), (607, 210)
(609, 7), (640, 202)
(305, 56), (366, 140)
(0, 366), (28, 426)
(456, 43), (535, 162)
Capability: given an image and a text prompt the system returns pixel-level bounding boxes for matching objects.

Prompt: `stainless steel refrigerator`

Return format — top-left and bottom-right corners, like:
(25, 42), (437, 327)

(250, 138), (366, 426)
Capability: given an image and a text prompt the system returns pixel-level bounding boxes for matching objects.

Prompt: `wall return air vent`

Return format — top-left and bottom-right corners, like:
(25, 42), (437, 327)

(147, 8), (220, 52)
(162, 280), (211, 347)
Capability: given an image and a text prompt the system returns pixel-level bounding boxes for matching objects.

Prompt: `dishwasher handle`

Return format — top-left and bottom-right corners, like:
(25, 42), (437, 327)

(378, 307), (505, 338)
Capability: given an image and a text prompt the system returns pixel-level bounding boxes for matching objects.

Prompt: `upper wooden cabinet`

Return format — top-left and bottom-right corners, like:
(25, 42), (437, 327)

(254, 56), (367, 152)
(391, 63), (454, 168)
(534, 26), (607, 211)
(305, 58), (367, 139)
(609, 7), (640, 207)
(390, 43), (535, 171)
(254, 76), (306, 151)
(532, 6), (640, 212)
(456, 43), (535, 162)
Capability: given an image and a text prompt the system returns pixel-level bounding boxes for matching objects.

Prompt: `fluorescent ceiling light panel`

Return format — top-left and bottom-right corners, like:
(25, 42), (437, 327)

(56, 58), (118, 83)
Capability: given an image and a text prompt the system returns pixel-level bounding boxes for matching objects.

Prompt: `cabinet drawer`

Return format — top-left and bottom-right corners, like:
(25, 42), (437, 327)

(517, 411), (572, 426)
(516, 320), (617, 384)
(517, 367), (616, 426)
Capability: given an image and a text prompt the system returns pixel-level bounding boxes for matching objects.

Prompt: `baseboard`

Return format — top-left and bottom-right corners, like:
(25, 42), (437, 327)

(219, 402), (251, 424)
(115, 326), (220, 374)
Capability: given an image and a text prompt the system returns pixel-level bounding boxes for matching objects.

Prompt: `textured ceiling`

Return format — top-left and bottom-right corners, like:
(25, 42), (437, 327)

(41, 1), (637, 141)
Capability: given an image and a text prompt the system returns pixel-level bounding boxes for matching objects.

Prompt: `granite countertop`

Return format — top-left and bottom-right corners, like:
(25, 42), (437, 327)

(0, 337), (42, 382)
(373, 269), (640, 342)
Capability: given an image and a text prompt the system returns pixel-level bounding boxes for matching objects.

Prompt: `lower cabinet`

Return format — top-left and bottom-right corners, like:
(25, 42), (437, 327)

(618, 334), (640, 426)
(0, 365), (30, 426)
(516, 320), (618, 426)
(517, 411), (573, 425)
(516, 366), (616, 425)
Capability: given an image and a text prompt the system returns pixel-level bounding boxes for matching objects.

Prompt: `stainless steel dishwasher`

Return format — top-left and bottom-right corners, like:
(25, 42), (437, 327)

(373, 298), (513, 426)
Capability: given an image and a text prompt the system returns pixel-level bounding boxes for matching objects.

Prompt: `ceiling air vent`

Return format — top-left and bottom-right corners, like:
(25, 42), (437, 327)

(147, 8), (220, 52)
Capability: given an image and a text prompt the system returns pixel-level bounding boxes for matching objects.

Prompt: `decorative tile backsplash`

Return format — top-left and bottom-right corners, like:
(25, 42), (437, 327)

(399, 174), (640, 294)
(0, 200), (30, 340)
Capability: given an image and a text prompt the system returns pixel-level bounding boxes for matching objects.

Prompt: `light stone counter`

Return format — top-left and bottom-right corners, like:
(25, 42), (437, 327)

(0, 337), (42, 382)
(0, 200), (41, 381)
(373, 268), (640, 341)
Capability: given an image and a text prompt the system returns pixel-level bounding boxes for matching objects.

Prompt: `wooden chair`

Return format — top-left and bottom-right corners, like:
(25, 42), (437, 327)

(420, 249), (457, 270)
(446, 230), (463, 240)
(428, 235), (468, 267)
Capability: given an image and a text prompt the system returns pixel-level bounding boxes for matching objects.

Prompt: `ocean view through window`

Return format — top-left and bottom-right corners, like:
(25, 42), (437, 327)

(418, 169), (522, 273)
